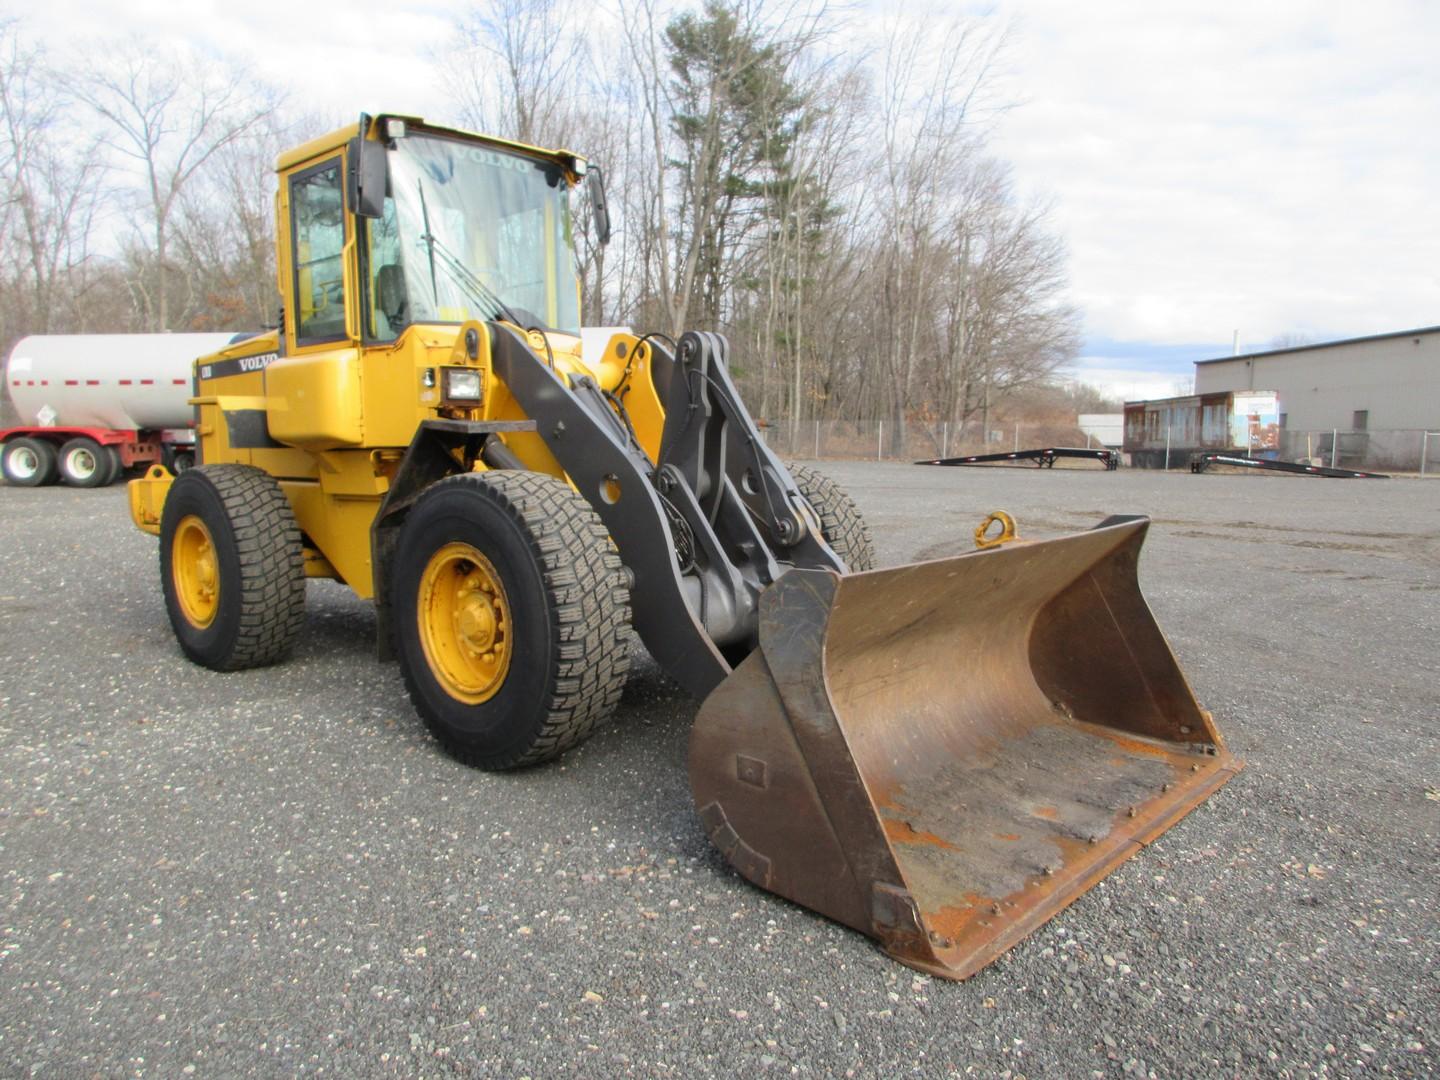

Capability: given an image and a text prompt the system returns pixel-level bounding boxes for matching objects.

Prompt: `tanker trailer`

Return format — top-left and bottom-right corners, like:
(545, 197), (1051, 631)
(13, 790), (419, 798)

(2, 333), (255, 487)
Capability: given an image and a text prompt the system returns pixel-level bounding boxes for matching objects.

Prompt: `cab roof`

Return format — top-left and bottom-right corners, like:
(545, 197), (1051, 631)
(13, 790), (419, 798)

(275, 114), (583, 174)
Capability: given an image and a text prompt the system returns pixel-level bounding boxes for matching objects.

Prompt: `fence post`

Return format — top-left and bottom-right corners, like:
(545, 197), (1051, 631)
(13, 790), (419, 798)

(1331, 430), (1338, 469)
(1422, 431), (1434, 476)
(942, 421), (949, 458)
(878, 421), (884, 461)
(1165, 419), (1171, 471)
(814, 419), (820, 460)
(1014, 424), (1020, 452)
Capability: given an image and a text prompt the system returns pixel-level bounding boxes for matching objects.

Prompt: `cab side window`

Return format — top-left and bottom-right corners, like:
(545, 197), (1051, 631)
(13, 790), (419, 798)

(366, 198), (405, 343)
(291, 161), (347, 342)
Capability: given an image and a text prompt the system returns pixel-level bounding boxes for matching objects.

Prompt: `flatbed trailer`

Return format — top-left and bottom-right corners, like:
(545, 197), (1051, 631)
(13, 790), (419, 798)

(916, 447), (1119, 470)
(1189, 452), (1388, 479)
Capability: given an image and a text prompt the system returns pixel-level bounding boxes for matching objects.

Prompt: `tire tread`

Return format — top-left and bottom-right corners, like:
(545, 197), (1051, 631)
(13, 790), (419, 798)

(169, 465), (306, 670)
(789, 462), (876, 572)
(398, 471), (631, 769)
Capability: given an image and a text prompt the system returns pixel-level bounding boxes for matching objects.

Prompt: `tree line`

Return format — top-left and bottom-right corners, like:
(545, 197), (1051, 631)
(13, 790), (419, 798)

(1, 2), (1085, 445)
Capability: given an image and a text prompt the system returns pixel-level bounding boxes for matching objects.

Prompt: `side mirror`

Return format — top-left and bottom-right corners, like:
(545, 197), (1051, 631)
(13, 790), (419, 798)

(348, 126), (388, 220)
(588, 165), (611, 247)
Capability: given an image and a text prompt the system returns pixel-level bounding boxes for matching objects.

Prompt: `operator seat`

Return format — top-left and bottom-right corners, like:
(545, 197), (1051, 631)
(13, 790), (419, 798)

(377, 264), (409, 332)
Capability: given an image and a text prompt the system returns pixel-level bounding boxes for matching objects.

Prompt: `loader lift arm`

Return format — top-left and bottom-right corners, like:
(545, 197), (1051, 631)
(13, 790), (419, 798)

(486, 323), (844, 698)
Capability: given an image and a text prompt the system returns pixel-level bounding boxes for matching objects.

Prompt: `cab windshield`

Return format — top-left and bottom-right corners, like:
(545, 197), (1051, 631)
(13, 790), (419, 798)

(365, 133), (580, 340)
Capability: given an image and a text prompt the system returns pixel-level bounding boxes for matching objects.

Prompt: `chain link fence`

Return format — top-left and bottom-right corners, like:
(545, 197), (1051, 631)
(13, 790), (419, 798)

(757, 419), (1097, 463)
(758, 420), (1440, 474)
(1279, 429), (1440, 474)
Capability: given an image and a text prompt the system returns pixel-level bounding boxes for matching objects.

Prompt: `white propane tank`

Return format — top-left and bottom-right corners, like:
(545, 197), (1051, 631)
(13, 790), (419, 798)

(5, 333), (251, 432)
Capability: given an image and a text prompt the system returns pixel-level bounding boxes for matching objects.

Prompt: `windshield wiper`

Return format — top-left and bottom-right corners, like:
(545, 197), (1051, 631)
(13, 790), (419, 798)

(416, 178), (441, 309)
(415, 177), (525, 329)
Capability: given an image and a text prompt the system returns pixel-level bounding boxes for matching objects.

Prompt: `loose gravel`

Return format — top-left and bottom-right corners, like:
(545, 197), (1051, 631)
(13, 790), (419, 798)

(1, 465), (1436, 1077)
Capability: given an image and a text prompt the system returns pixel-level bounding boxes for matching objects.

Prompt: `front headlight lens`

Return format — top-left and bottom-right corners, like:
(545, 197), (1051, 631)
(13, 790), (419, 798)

(443, 367), (482, 401)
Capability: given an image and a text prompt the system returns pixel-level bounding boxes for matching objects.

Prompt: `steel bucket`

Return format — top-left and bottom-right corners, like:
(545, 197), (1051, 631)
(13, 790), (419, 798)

(689, 515), (1241, 978)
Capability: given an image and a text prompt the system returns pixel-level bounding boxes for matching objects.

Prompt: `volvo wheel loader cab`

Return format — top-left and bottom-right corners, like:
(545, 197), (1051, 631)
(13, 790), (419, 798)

(129, 112), (1240, 979)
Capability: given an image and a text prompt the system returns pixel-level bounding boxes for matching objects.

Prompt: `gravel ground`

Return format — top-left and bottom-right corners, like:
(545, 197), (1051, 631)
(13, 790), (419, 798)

(1, 464), (1436, 1078)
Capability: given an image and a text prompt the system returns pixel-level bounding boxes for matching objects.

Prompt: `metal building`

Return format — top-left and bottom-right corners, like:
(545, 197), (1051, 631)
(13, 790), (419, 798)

(1194, 326), (1438, 430)
(1193, 326), (1438, 469)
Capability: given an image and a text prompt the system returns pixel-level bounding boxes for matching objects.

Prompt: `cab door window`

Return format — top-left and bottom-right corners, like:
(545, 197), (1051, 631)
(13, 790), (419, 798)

(365, 198), (405, 343)
(291, 160), (348, 343)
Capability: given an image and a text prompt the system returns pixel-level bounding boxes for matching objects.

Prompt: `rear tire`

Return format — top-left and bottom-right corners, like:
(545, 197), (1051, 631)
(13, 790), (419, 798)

(392, 471), (631, 770)
(2, 437), (59, 486)
(101, 445), (124, 485)
(789, 462), (875, 572)
(159, 465), (306, 671)
(58, 437), (109, 487)
(165, 446), (195, 473)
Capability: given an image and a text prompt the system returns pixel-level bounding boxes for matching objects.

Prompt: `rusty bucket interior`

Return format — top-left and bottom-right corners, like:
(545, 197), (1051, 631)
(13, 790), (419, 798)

(690, 515), (1241, 979)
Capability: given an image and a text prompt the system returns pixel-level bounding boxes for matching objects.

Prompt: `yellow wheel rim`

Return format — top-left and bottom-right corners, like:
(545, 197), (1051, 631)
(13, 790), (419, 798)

(172, 514), (220, 629)
(417, 542), (513, 704)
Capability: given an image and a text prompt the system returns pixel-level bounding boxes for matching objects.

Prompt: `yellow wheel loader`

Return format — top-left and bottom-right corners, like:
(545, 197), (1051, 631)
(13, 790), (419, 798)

(128, 113), (1240, 979)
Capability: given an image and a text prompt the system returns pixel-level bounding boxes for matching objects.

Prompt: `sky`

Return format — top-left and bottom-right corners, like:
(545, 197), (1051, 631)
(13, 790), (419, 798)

(17, 0), (1439, 399)
(984, 0), (1438, 397)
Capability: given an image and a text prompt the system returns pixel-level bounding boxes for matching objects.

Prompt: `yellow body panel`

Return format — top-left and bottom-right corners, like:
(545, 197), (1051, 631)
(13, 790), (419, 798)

(590, 333), (666, 462)
(281, 478), (383, 597)
(153, 321), (663, 599)
(266, 351), (365, 450)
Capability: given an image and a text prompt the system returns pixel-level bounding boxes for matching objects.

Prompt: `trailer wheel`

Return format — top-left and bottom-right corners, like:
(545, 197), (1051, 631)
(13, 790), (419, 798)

(101, 445), (124, 485)
(788, 462), (875, 572)
(58, 436), (110, 487)
(160, 465), (306, 671)
(391, 471), (631, 770)
(2, 437), (59, 487)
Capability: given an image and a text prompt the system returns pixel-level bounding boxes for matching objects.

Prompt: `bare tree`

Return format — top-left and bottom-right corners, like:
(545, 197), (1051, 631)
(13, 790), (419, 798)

(432, 0), (1080, 440)
(169, 110), (329, 331)
(76, 41), (281, 331)
(0, 18), (106, 341)
(445, 0), (590, 147)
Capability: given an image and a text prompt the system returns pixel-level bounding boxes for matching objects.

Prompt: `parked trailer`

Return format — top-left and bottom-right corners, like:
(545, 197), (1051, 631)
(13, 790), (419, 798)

(1123, 389), (1280, 469)
(1190, 452), (1388, 479)
(916, 447), (1119, 469)
(2, 333), (250, 487)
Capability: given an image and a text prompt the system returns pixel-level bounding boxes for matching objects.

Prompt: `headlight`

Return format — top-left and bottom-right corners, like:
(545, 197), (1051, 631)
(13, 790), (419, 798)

(442, 367), (482, 402)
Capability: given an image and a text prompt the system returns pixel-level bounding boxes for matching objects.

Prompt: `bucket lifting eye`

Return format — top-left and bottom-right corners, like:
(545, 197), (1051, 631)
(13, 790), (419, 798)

(974, 510), (1019, 550)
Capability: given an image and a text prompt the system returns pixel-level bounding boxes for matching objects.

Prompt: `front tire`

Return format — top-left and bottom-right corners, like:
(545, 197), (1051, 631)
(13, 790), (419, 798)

(2, 437), (59, 486)
(789, 462), (876, 571)
(159, 465), (306, 671)
(392, 471), (631, 770)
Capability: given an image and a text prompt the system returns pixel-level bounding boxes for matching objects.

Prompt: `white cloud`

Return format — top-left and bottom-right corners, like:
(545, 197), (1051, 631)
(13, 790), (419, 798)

(987, 0), (1439, 345)
(20, 0), (1436, 364)
(30, 0), (457, 124)
(1063, 362), (1192, 403)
